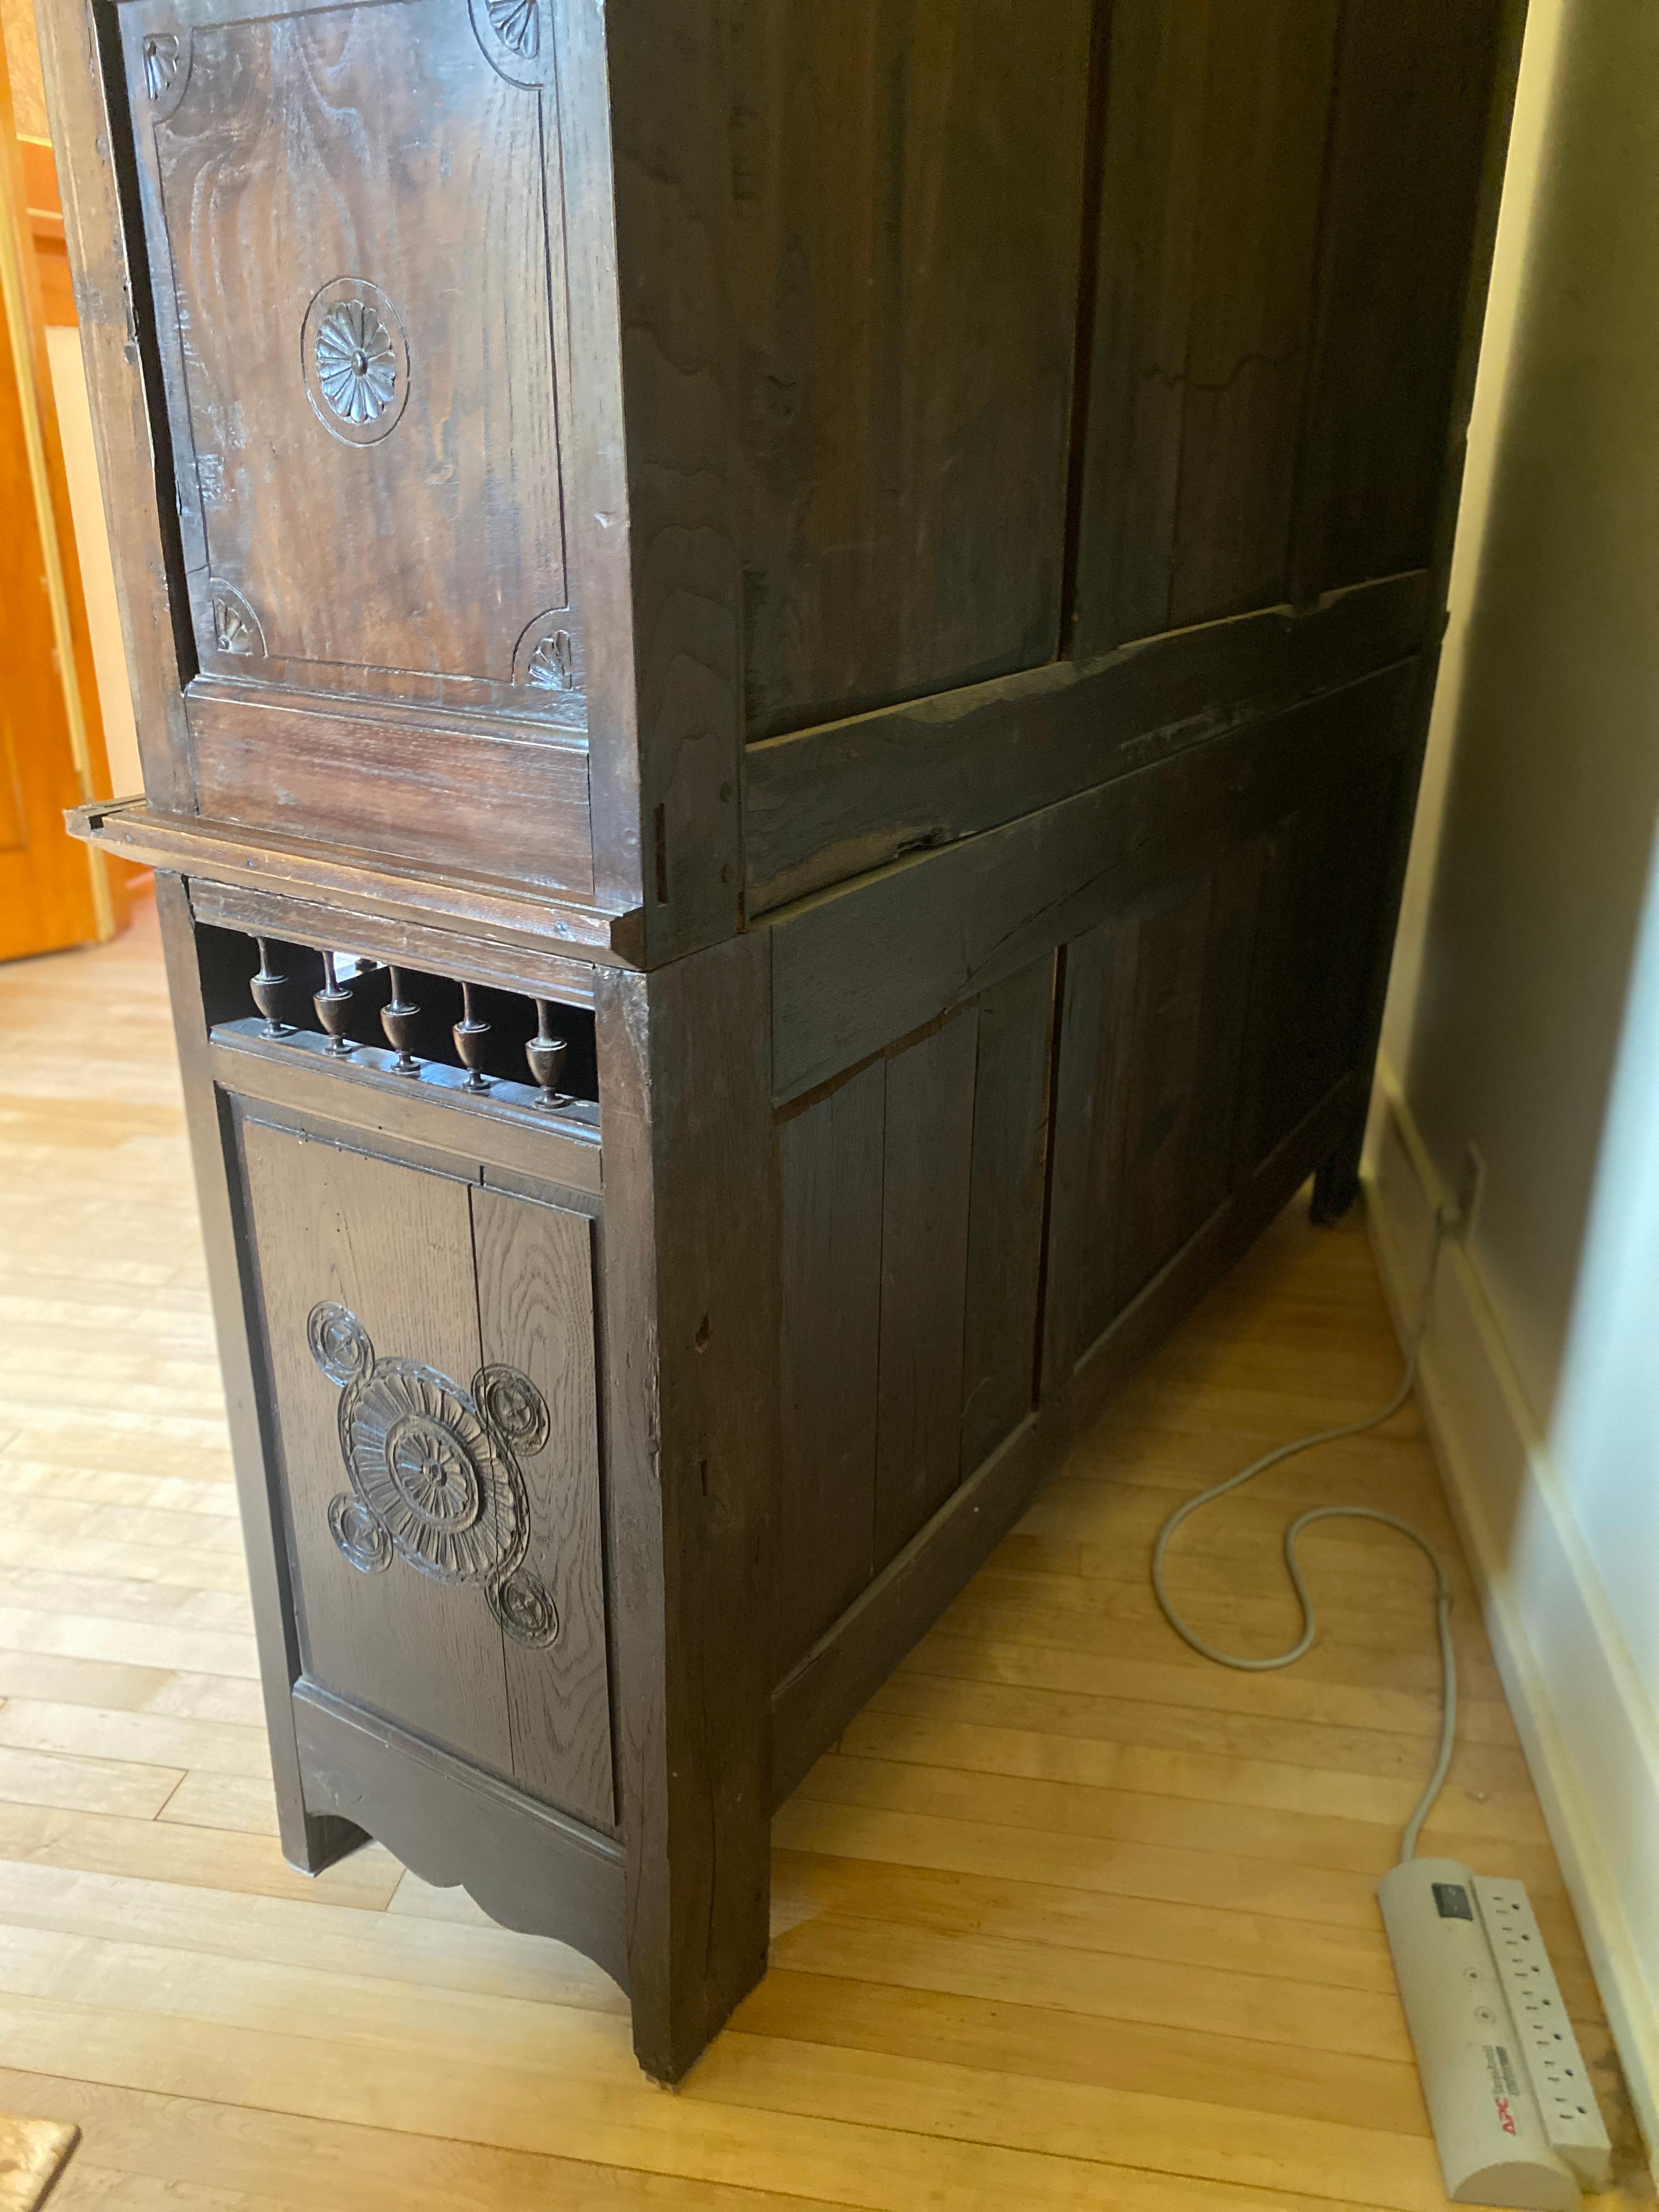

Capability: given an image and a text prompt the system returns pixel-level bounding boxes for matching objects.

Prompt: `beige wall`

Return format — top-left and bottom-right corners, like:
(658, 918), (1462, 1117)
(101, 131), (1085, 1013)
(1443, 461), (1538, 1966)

(1370, 0), (1659, 2158)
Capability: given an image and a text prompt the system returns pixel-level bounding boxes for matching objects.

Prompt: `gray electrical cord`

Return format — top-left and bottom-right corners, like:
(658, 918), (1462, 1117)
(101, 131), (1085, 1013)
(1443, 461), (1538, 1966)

(1151, 1215), (1453, 1863)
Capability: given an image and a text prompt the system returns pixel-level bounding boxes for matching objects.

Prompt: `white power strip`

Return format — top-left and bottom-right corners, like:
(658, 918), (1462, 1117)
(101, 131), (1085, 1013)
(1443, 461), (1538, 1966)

(1378, 1857), (1610, 2207)
(1153, 1219), (1615, 2210)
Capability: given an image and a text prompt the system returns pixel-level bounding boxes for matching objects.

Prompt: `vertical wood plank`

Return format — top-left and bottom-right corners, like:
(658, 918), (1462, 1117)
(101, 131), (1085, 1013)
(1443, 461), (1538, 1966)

(1236, 761), (1399, 1173)
(470, 1187), (614, 1832)
(595, 930), (778, 2084)
(774, 1063), (885, 1677)
(732, 0), (1094, 736)
(1114, 853), (1260, 1305)
(1071, 0), (1211, 653)
(1041, 914), (1138, 1391)
(873, 1015), (978, 1568)
(239, 1122), (516, 1781)
(1072, 0), (1339, 653)
(1290, 0), (1505, 600)
(959, 956), (1057, 1479)
(1166, 0), (1339, 629)
(153, 878), (363, 1876)
(33, 0), (194, 812)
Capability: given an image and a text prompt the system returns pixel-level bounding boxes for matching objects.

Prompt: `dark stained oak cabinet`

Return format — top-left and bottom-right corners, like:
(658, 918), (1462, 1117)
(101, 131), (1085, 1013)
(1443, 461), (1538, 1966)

(46, 0), (1522, 2080)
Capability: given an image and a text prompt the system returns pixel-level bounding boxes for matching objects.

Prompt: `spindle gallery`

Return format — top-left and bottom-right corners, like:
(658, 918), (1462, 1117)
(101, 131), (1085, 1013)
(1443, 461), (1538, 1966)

(47, 0), (1514, 2081)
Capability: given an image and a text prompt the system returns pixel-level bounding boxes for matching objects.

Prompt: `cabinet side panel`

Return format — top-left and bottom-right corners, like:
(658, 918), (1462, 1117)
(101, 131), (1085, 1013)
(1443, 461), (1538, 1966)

(1290, 0), (1505, 598)
(733, 0), (1095, 736)
(1113, 848), (1260, 1308)
(959, 955), (1057, 1479)
(471, 1186), (614, 1831)
(1235, 756), (1401, 1173)
(1073, 0), (1339, 655)
(872, 1014), (978, 1569)
(239, 1119), (515, 1775)
(774, 1062), (885, 1677)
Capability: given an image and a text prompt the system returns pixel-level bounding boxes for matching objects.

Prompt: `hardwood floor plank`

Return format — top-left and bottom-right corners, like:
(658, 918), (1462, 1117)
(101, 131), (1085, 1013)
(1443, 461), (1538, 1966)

(0, 1705), (269, 1783)
(0, 1803), (402, 1911)
(0, 1993), (1422, 2212)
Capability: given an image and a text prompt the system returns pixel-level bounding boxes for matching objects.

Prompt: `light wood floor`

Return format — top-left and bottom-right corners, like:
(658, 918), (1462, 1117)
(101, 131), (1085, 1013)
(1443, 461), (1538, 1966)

(0, 894), (1649, 2212)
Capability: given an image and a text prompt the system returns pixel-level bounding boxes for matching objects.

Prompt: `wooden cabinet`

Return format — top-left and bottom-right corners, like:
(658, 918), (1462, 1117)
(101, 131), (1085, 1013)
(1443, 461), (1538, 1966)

(46, 0), (1521, 2082)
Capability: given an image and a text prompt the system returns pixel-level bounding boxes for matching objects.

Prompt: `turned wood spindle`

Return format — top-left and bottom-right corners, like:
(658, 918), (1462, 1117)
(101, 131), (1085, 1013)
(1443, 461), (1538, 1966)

(380, 967), (422, 1077)
(453, 981), (492, 1093)
(313, 951), (356, 1056)
(249, 939), (292, 1037)
(525, 1001), (567, 1111)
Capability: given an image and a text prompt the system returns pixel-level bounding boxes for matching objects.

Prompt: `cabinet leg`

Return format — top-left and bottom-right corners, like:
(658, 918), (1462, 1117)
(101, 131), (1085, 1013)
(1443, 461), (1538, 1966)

(1309, 1104), (1366, 1226)
(281, 1800), (370, 1878)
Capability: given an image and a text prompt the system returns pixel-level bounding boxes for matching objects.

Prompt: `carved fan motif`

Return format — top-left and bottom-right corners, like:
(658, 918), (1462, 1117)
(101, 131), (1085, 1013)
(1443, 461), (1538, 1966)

(307, 1304), (560, 1646)
(526, 630), (574, 691)
(212, 599), (255, 654)
(487, 0), (539, 58)
(141, 33), (180, 100)
(314, 300), (398, 428)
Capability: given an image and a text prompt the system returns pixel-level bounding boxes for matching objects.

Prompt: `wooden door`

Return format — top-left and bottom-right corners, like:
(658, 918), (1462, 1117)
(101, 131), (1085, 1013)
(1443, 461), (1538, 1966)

(0, 25), (123, 961)
(239, 1111), (616, 1831)
(111, 0), (592, 894)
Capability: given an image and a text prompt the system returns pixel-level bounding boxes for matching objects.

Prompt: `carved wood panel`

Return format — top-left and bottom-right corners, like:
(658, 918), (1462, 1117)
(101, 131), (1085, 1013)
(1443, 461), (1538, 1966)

(240, 1115), (614, 1830)
(121, 0), (578, 716)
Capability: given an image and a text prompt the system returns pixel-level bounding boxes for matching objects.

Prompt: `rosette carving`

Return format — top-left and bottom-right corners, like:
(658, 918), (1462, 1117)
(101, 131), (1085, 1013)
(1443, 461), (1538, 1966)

(307, 1304), (559, 1646)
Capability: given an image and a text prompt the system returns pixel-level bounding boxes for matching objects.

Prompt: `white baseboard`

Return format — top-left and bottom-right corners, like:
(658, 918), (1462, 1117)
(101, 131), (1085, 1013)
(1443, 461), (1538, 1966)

(1364, 1070), (1659, 2176)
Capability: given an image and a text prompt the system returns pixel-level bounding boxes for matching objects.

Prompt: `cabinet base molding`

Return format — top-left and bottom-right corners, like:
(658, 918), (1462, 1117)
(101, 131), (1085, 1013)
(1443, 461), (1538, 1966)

(294, 1681), (631, 1992)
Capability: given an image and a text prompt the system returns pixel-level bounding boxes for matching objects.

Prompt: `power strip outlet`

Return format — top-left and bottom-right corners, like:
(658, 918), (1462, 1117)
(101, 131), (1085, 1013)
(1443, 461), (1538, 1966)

(1474, 1877), (1610, 2190)
(1379, 1857), (1610, 2208)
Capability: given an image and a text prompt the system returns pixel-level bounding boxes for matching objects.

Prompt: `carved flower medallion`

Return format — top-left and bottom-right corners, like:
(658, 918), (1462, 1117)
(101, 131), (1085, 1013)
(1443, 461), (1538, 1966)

(308, 1306), (560, 1644)
(342, 1363), (518, 1584)
(302, 279), (410, 446)
(314, 299), (398, 428)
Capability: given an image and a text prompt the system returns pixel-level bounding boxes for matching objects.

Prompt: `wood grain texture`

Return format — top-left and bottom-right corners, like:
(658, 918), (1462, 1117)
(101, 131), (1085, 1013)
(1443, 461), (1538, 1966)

(727, 0), (1094, 738)
(72, 800), (642, 961)
(187, 879), (600, 1008)
(1072, 0), (1338, 655)
(769, 661), (1417, 1103)
(595, 932), (780, 2081)
(958, 957), (1056, 1481)
(745, 571), (1429, 914)
(123, 0), (573, 704)
(1290, 0), (1506, 600)
(33, 0), (195, 814)
(153, 877), (364, 1880)
(775, 1062), (885, 1676)
(185, 692), (595, 900)
(1041, 913), (1139, 1393)
(470, 1188), (613, 1831)
(873, 1015), (978, 1570)
(206, 1031), (603, 1201)
(292, 1680), (628, 1989)
(601, 0), (746, 960)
